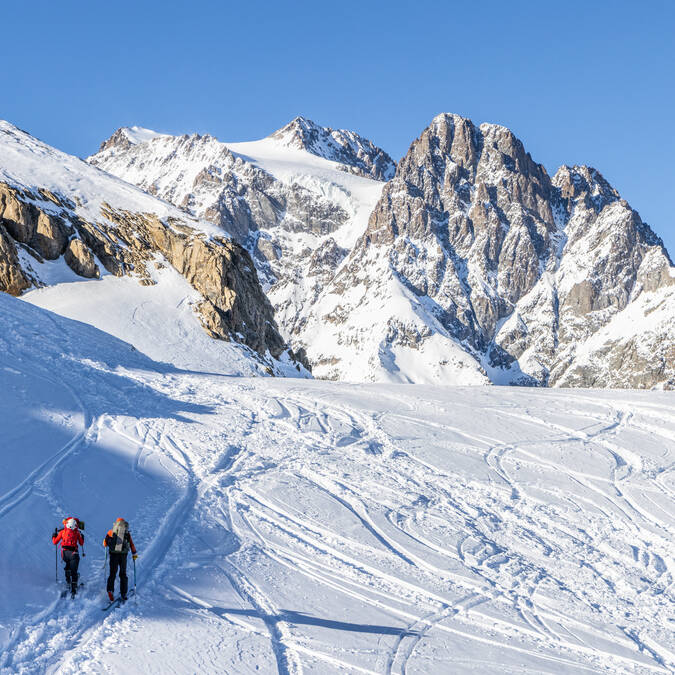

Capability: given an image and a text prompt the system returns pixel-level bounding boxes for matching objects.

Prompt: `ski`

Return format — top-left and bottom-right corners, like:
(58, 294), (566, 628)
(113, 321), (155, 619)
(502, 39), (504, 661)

(102, 598), (121, 612)
(102, 588), (135, 612)
(59, 581), (85, 599)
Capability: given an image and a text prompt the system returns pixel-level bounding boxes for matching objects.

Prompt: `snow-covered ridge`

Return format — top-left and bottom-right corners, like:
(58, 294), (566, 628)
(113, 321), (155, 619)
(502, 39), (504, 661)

(0, 120), (304, 376)
(0, 120), (220, 238)
(267, 115), (396, 181)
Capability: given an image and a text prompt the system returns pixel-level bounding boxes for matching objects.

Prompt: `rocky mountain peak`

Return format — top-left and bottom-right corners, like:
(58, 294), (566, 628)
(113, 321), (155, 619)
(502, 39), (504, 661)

(96, 126), (165, 154)
(268, 116), (396, 181)
(553, 164), (620, 213)
(328, 112), (674, 387)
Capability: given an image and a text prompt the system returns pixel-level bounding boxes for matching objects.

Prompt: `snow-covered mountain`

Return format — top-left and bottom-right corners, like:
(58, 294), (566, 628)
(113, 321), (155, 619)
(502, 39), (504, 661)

(1, 290), (674, 672)
(1, 115), (674, 673)
(0, 121), (305, 376)
(327, 114), (675, 387)
(268, 116), (396, 181)
(88, 118), (391, 370)
(90, 113), (674, 388)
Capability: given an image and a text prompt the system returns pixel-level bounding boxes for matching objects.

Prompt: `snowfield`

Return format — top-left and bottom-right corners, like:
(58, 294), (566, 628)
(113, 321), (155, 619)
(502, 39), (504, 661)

(0, 292), (673, 674)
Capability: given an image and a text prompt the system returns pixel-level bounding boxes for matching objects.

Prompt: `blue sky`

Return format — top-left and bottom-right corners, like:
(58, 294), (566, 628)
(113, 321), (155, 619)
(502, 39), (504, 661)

(2, 0), (674, 253)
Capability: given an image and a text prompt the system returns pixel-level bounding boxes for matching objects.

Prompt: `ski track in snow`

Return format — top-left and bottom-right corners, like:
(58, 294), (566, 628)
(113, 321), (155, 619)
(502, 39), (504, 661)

(0, 314), (674, 674)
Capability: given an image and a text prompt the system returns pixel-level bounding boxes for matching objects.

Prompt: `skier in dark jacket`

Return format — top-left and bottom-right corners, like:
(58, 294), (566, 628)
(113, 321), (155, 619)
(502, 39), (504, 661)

(103, 517), (137, 601)
(52, 517), (84, 596)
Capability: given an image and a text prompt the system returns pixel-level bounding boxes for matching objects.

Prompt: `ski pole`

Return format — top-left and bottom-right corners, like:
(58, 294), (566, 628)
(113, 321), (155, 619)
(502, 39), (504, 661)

(55, 540), (57, 584)
(133, 556), (137, 596)
(104, 548), (108, 588)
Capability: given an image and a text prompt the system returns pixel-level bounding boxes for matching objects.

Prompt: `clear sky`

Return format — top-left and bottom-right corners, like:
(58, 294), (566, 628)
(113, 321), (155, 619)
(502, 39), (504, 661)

(2, 0), (674, 254)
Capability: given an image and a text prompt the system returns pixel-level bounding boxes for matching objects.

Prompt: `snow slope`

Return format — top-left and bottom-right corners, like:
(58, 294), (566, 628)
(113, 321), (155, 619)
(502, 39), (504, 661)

(226, 136), (386, 251)
(1, 292), (673, 673)
(20, 257), (282, 377)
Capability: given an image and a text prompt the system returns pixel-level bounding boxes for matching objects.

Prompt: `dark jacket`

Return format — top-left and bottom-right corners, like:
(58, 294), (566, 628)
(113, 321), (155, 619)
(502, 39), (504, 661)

(103, 529), (136, 555)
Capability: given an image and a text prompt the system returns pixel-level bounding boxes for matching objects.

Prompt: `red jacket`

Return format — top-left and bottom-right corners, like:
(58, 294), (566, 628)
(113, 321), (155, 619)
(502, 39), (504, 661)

(52, 527), (84, 551)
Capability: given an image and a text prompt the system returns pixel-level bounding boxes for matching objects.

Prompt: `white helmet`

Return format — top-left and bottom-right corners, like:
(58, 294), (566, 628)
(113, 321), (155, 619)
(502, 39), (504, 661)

(65, 518), (78, 530)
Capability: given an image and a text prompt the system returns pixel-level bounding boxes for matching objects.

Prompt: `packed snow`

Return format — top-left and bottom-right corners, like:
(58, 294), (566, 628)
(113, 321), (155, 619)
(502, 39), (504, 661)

(1, 292), (673, 674)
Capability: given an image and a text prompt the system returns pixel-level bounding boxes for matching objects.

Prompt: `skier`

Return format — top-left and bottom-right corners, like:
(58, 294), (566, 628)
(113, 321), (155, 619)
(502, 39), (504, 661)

(103, 517), (137, 602)
(52, 517), (84, 596)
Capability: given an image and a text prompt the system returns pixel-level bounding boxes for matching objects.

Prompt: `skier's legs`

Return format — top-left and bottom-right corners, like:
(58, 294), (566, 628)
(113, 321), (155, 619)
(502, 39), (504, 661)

(107, 554), (120, 593)
(62, 550), (80, 592)
(62, 550), (71, 584)
(119, 555), (129, 597)
(70, 552), (80, 592)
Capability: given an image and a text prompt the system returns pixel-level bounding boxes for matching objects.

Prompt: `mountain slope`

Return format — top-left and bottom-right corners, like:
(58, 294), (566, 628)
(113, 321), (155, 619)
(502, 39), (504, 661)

(0, 121), (304, 376)
(1, 291), (674, 673)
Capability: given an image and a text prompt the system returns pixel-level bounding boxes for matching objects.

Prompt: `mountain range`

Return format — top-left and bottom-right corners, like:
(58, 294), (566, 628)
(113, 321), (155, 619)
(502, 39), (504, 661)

(1, 114), (673, 388)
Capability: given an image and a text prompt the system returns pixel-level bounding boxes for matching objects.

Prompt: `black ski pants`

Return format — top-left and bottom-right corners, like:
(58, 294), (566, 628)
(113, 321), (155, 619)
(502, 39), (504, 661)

(62, 549), (80, 589)
(107, 552), (129, 597)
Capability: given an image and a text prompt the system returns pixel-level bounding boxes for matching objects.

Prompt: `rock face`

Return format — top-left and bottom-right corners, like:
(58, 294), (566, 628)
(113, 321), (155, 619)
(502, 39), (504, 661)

(89, 113), (675, 389)
(315, 113), (674, 387)
(365, 114), (559, 351)
(63, 238), (99, 279)
(0, 121), (301, 373)
(0, 220), (32, 295)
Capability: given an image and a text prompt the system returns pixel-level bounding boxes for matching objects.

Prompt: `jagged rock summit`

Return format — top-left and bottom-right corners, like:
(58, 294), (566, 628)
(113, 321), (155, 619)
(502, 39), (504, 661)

(89, 113), (674, 389)
(0, 120), (306, 376)
(315, 112), (673, 387)
(268, 116), (396, 181)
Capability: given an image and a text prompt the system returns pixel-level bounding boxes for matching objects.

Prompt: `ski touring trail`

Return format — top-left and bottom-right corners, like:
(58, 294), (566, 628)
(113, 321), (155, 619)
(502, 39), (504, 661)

(0, 295), (674, 673)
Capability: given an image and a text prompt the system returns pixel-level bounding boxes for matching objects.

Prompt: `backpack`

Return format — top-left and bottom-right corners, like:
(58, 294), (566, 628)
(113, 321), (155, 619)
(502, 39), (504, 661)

(111, 519), (129, 553)
(63, 517), (85, 530)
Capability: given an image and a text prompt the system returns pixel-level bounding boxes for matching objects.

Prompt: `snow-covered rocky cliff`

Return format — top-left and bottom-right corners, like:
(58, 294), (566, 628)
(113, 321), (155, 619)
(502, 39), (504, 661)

(328, 114), (675, 387)
(89, 114), (675, 388)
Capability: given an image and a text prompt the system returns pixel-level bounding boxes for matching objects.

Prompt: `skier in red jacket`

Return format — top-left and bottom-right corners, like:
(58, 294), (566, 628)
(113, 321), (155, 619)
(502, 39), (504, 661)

(52, 517), (84, 596)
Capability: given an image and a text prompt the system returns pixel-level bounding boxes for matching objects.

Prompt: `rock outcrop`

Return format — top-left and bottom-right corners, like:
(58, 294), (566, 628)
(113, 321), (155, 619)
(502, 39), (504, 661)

(0, 220), (32, 295)
(0, 180), (289, 359)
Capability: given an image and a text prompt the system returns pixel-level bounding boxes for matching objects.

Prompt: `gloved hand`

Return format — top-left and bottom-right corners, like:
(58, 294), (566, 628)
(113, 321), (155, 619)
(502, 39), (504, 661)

(52, 528), (58, 538)
(132, 554), (138, 560)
